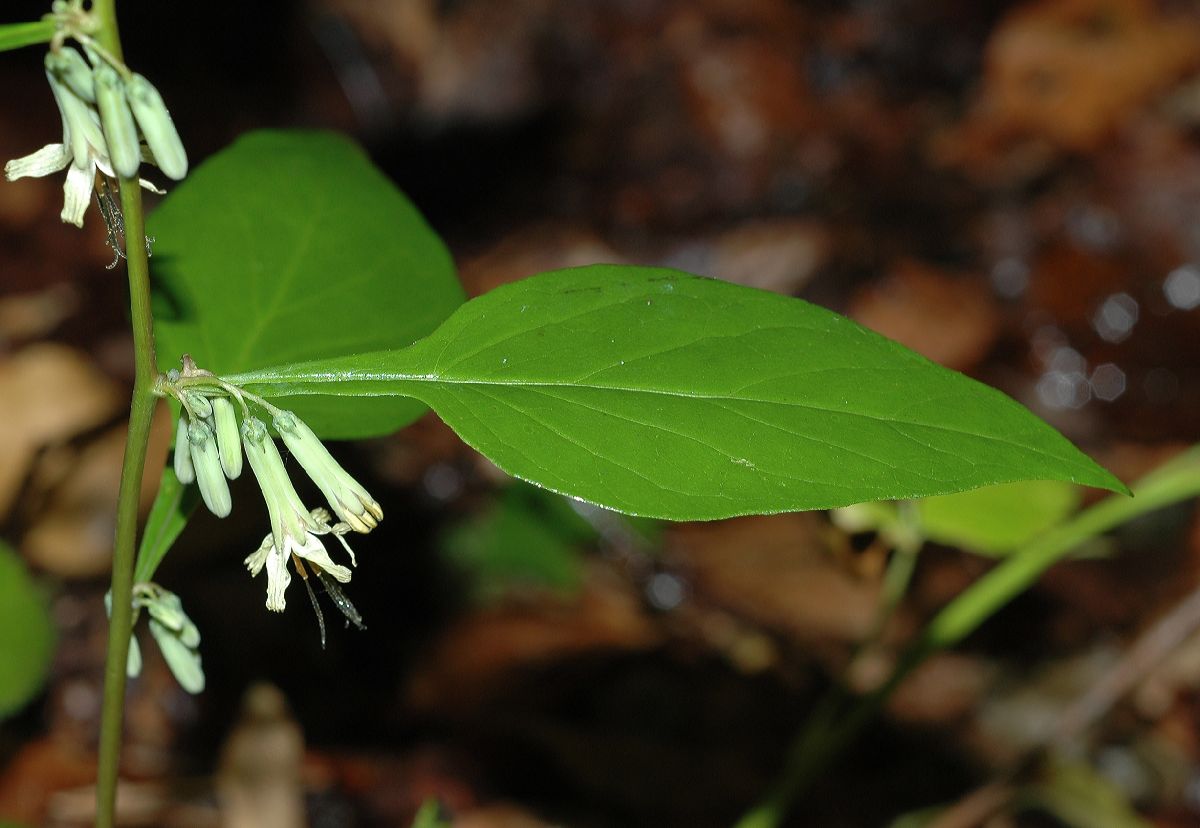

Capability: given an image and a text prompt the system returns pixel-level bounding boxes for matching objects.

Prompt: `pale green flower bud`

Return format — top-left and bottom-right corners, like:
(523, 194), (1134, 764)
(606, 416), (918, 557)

(212, 397), (242, 479)
(43, 54), (105, 175)
(94, 64), (140, 179)
(274, 411), (383, 534)
(189, 419), (231, 518)
(126, 634), (142, 678)
(46, 48), (95, 103)
(182, 390), (212, 419)
(142, 588), (201, 648)
(173, 413), (195, 484)
(125, 72), (187, 180)
(149, 618), (205, 694)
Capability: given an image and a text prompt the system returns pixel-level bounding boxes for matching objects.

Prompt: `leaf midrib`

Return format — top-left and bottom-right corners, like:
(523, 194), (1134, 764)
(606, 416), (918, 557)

(231, 369), (1088, 472)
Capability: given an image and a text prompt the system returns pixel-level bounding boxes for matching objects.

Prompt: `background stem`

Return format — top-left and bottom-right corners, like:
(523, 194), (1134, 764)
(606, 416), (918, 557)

(92, 1), (161, 825)
(734, 449), (1200, 828)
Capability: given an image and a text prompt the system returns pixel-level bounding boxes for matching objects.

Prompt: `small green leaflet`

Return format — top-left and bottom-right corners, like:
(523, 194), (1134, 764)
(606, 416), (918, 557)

(230, 265), (1126, 521)
(134, 465), (199, 583)
(915, 480), (1081, 556)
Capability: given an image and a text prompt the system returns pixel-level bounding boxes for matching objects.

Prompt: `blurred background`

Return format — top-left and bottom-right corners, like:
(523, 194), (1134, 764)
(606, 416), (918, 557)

(2, 0), (1200, 825)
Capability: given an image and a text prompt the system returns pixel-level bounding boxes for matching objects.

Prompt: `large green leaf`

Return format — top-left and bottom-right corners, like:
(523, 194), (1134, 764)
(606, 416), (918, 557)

(229, 265), (1125, 521)
(149, 130), (464, 438)
(0, 543), (54, 719)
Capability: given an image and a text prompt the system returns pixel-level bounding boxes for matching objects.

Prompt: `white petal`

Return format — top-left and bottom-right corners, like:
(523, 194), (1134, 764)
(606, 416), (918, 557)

(5, 143), (71, 181)
(264, 546), (292, 612)
(138, 177), (166, 195)
(60, 163), (94, 227)
(243, 535), (272, 575)
(331, 530), (358, 567)
(292, 533), (352, 583)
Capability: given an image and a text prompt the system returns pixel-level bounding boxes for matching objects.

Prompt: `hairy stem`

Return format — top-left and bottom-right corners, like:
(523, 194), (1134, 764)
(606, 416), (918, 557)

(734, 449), (1200, 828)
(93, 2), (160, 825)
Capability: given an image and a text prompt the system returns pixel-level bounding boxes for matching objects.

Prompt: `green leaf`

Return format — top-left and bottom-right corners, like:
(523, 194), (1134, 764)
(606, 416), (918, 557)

(134, 465), (200, 583)
(1021, 760), (1151, 828)
(149, 129), (464, 438)
(0, 542), (54, 719)
(230, 265), (1127, 521)
(444, 484), (593, 598)
(0, 20), (55, 53)
(915, 480), (1082, 555)
(409, 800), (450, 828)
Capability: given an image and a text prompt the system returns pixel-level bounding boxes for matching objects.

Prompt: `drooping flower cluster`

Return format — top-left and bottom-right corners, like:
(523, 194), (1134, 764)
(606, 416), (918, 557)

(5, 23), (186, 227)
(106, 583), (204, 694)
(165, 357), (381, 625)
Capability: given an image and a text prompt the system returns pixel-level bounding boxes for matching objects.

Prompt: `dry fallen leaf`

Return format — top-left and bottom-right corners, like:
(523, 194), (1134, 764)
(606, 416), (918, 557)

(936, 0), (1200, 177)
(23, 405), (172, 578)
(0, 344), (121, 518)
(669, 513), (880, 647)
(407, 563), (662, 714)
(850, 259), (1000, 371)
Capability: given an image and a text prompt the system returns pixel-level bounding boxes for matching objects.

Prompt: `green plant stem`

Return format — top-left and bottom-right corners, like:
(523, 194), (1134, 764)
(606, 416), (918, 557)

(734, 449), (1200, 828)
(92, 2), (161, 826)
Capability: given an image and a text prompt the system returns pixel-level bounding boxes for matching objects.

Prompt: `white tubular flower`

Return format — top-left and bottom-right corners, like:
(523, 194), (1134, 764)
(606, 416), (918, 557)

(4, 51), (163, 228)
(241, 417), (353, 612)
(93, 64), (140, 179)
(212, 397), (242, 479)
(188, 419), (232, 518)
(125, 72), (188, 181)
(273, 410), (383, 534)
(173, 413), (194, 484)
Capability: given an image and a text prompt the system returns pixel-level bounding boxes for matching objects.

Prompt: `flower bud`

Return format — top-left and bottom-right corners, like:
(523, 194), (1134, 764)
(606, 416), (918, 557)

(46, 48), (95, 103)
(93, 64), (140, 179)
(125, 73), (187, 180)
(189, 419), (231, 518)
(143, 589), (201, 649)
(126, 634), (142, 678)
(43, 54), (105, 173)
(274, 411), (383, 533)
(173, 414), (195, 484)
(182, 390), (212, 419)
(212, 397), (242, 479)
(149, 618), (205, 693)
